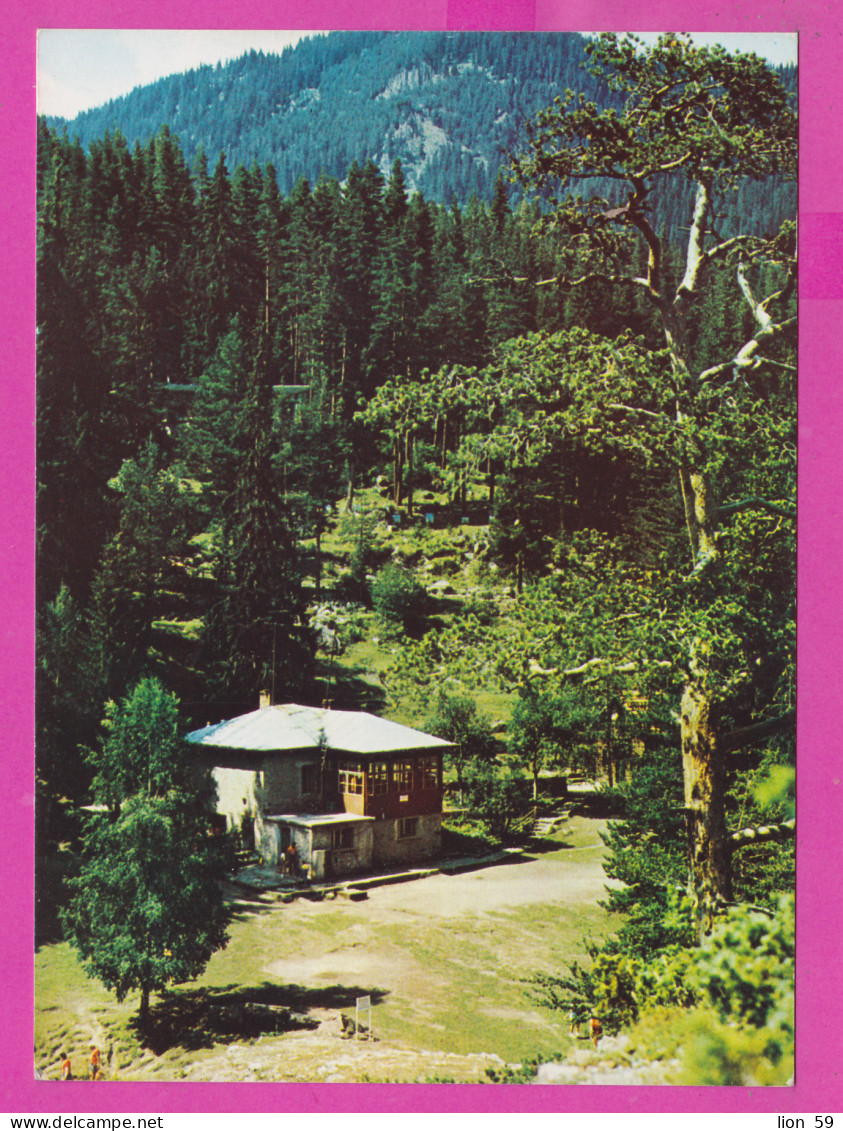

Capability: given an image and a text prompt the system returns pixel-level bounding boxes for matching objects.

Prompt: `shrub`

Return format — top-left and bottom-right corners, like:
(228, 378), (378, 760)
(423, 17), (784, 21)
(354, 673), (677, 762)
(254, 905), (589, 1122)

(461, 590), (499, 624)
(371, 564), (428, 634)
(531, 890), (794, 1088)
(676, 1011), (793, 1086)
(463, 763), (532, 841)
(426, 690), (497, 787)
(692, 893), (794, 1036)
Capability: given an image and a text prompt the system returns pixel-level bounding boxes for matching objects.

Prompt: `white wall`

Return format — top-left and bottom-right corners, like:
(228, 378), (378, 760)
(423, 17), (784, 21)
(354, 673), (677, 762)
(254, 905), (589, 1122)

(210, 753), (321, 828)
(212, 765), (259, 828)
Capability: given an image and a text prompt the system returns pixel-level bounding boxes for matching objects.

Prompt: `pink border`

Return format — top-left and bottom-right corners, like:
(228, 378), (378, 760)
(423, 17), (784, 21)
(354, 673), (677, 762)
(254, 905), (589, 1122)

(5, 0), (841, 1113)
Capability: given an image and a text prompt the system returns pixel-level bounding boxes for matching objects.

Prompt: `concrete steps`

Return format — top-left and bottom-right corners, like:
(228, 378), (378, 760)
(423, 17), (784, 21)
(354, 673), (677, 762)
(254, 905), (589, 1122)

(530, 811), (570, 840)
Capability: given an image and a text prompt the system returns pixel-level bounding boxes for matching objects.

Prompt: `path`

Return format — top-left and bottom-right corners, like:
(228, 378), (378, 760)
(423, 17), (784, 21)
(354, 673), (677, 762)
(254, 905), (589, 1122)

(36, 815), (623, 1083)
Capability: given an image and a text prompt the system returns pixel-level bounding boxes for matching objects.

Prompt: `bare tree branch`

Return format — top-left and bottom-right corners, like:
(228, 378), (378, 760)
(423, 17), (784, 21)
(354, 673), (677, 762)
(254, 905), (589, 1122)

(729, 819), (795, 849)
(722, 709), (796, 753)
(718, 496), (795, 520)
(527, 656), (673, 680)
(482, 271), (654, 296)
(605, 403), (665, 420)
(676, 178), (712, 300)
(700, 234), (763, 268)
(697, 313), (797, 383)
(626, 210), (663, 296)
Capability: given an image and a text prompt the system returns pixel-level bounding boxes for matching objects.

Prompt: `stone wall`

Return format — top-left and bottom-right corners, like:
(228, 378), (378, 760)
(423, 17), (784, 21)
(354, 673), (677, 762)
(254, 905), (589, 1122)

(372, 812), (441, 867)
(211, 753), (322, 831)
(310, 822), (375, 880)
(258, 754), (321, 813)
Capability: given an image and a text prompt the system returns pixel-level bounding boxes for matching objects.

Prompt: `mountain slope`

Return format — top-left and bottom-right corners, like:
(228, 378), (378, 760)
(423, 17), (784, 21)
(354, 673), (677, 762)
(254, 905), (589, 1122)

(46, 30), (797, 239)
(46, 31), (611, 201)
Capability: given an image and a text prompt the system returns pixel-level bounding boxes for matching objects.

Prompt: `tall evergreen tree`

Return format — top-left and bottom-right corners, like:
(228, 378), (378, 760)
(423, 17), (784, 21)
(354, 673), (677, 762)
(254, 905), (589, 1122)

(36, 586), (104, 834)
(89, 442), (191, 700)
(337, 160), (386, 400)
(511, 34), (797, 933)
(62, 679), (229, 1024)
(194, 153), (241, 357)
(200, 333), (312, 709)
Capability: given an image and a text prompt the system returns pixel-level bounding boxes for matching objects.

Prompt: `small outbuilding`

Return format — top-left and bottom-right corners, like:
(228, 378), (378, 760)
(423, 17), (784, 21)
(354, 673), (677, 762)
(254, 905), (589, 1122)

(185, 699), (453, 880)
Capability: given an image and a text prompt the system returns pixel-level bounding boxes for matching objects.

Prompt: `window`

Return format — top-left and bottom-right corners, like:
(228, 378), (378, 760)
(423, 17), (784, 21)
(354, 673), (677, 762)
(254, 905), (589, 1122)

(301, 763), (319, 795)
(338, 760), (364, 795)
(331, 826), (354, 849)
(418, 756), (439, 789)
(397, 817), (418, 840)
(367, 761), (389, 796)
(393, 760), (414, 792)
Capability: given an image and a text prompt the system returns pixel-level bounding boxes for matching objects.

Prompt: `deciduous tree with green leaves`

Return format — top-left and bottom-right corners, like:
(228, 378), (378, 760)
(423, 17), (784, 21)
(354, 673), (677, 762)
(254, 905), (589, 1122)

(509, 684), (597, 800)
(425, 688), (497, 794)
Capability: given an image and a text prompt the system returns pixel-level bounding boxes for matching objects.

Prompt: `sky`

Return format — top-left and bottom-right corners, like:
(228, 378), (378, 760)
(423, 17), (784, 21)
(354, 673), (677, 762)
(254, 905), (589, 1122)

(37, 30), (320, 118)
(36, 29), (798, 120)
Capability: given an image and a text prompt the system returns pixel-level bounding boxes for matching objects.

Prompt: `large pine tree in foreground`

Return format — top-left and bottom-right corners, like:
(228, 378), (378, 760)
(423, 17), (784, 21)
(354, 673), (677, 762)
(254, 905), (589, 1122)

(509, 33), (797, 934)
(62, 678), (229, 1023)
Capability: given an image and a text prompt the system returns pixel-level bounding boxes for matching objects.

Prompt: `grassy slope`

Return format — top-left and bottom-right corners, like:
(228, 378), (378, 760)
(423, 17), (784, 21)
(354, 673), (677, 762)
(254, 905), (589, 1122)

(38, 491), (612, 1082)
(35, 819), (620, 1082)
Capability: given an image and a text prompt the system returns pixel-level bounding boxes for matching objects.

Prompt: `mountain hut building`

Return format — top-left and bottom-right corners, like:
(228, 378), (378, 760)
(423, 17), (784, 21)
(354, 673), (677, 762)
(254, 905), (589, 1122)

(185, 699), (452, 881)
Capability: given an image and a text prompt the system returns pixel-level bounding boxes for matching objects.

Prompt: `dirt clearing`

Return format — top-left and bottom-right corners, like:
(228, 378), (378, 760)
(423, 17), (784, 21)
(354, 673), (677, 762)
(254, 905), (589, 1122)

(35, 815), (622, 1083)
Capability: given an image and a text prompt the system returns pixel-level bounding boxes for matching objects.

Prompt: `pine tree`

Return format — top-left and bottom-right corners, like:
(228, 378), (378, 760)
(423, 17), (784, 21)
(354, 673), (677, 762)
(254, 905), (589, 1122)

(36, 586), (104, 834)
(62, 678), (229, 1024)
(194, 152), (241, 357)
(200, 333), (312, 708)
(89, 442), (191, 700)
(337, 160), (386, 400)
(37, 130), (116, 603)
(511, 34), (797, 932)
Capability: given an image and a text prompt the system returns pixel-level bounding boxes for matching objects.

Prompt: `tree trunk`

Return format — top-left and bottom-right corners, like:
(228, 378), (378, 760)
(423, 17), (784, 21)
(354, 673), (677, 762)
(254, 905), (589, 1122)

(264, 258), (270, 334)
(392, 436), (405, 507)
(314, 526), (322, 598)
(406, 432), (414, 516)
(139, 985), (150, 1026)
(345, 462), (355, 513)
(690, 471), (718, 560)
(678, 462), (731, 939)
(681, 680), (733, 939)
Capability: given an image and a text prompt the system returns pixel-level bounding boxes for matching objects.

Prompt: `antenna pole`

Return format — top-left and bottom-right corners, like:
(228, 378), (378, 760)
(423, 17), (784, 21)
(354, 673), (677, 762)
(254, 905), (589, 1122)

(271, 625), (277, 705)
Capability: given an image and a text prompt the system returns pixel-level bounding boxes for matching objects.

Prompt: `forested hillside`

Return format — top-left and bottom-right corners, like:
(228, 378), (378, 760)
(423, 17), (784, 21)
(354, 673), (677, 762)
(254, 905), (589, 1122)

(48, 31), (796, 241)
(38, 33), (797, 1084)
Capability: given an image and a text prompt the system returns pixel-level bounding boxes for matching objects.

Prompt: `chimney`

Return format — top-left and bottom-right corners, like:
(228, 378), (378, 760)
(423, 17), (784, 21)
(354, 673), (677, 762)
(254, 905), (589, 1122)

(259, 690), (271, 710)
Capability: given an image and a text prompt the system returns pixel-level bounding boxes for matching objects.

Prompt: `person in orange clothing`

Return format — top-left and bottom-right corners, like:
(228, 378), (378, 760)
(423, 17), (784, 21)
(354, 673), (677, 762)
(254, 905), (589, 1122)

(59, 1053), (72, 1081)
(89, 1045), (101, 1081)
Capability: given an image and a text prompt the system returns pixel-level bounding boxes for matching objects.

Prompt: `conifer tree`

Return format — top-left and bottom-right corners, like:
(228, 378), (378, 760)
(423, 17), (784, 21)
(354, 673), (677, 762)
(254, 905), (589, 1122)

(62, 678), (229, 1024)
(200, 333), (312, 708)
(510, 34), (797, 932)
(89, 442), (191, 699)
(337, 160), (386, 400)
